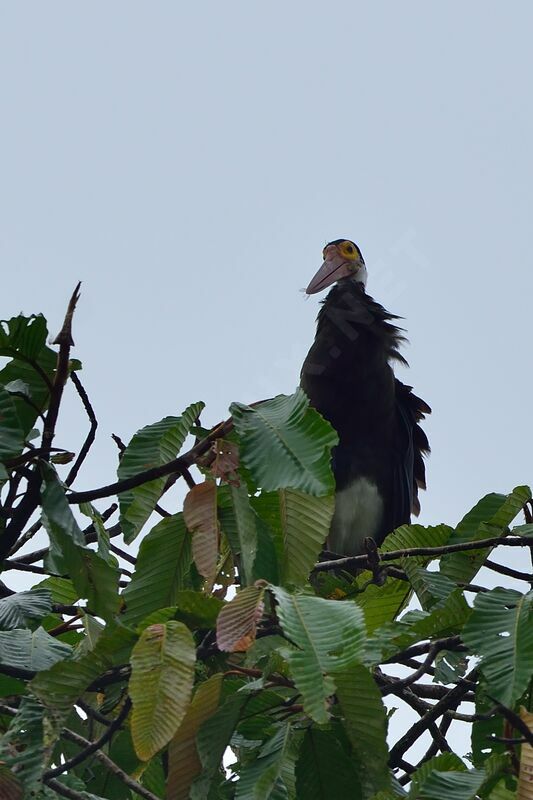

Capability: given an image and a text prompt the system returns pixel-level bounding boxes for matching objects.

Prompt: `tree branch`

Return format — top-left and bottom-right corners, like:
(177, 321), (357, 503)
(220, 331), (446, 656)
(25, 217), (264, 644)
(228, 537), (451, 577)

(66, 418), (233, 504)
(45, 697), (131, 780)
(65, 372), (98, 486)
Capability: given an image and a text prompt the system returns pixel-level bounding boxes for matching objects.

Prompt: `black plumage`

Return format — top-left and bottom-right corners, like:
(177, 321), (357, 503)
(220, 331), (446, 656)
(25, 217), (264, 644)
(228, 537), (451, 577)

(301, 242), (430, 556)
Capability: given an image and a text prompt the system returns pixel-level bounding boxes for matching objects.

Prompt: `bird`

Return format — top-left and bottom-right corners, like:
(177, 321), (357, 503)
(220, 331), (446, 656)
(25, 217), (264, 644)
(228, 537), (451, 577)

(300, 238), (430, 556)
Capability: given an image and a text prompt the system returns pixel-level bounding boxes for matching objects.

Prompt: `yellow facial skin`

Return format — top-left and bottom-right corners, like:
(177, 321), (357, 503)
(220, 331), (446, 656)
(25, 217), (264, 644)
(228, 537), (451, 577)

(322, 240), (362, 268)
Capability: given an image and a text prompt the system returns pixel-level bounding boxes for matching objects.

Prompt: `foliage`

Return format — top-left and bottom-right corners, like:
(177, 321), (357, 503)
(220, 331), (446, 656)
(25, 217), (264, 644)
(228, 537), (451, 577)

(0, 302), (532, 800)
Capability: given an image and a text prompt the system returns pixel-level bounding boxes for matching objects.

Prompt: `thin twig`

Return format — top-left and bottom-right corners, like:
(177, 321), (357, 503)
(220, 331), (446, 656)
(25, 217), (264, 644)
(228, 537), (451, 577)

(44, 778), (90, 800)
(45, 697), (131, 779)
(388, 668), (478, 765)
(67, 418), (233, 504)
(109, 542), (136, 565)
(8, 518), (42, 555)
(484, 558), (533, 583)
(314, 536), (533, 573)
(65, 372), (98, 486)
(381, 646), (439, 695)
(42, 282), (82, 460)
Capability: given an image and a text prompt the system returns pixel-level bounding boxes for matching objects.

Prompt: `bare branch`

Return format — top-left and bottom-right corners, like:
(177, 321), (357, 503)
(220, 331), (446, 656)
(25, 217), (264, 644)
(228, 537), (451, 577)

(65, 372), (98, 486)
(66, 418), (233, 504)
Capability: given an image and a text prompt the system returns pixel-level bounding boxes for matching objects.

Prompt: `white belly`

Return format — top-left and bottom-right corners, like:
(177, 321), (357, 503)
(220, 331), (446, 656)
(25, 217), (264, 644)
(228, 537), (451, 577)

(328, 477), (384, 556)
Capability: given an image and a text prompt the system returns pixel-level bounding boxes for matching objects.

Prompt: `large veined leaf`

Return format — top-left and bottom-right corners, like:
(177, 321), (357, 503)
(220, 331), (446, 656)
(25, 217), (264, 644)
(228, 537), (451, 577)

(235, 722), (296, 800)
(130, 621), (196, 761)
(118, 402), (204, 542)
(31, 622), (136, 711)
(272, 586), (366, 724)
(0, 627), (71, 671)
(462, 587), (533, 706)
(228, 482), (259, 585)
(335, 664), (390, 796)
(41, 466), (120, 620)
(172, 590), (223, 629)
(0, 386), (25, 463)
(415, 769), (487, 800)
(407, 753), (467, 799)
(230, 390), (338, 496)
(183, 480), (219, 583)
(0, 315), (57, 437)
(441, 487), (531, 585)
(366, 588), (471, 666)
(354, 524), (453, 632)
(122, 513), (191, 626)
(265, 489), (334, 586)
(191, 691), (250, 800)
(0, 589), (52, 630)
(0, 697), (48, 793)
(295, 728), (362, 800)
(36, 576), (79, 606)
(216, 583), (266, 652)
(167, 674), (223, 800)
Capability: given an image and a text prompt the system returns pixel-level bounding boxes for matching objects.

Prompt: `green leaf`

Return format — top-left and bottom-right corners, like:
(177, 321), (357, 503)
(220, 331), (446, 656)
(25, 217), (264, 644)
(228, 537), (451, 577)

(167, 674), (223, 800)
(0, 589), (52, 630)
(130, 621), (196, 760)
(0, 314), (49, 360)
(79, 502), (116, 565)
(230, 390), (338, 496)
(228, 482), (259, 585)
(0, 315), (57, 437)
(172, 590), (223, 629)
(0, 386), (25, 462)
(122, 513), (191, 626)
(441, 488), (531, 585)
(354, 524), (453, 633)
(41, 466), (120, 620)
(416, 769), (486, 799)
(408, 753), (467, 799)
(295, 728), (362, 800)
(367, 589), (471, 666)
(462, 587), (533, 706)
(262, 489), (334, 587)
(191, 691), (250, 800)
(36, 577), (79, 606)
(235, 722), (295, 800)
(272, 586), (366, 723)
(118, 402), (203, 542)
(31, 622), (136, 711)
(0, 697), (48, 793)
(335, 664), (390, 796)
(0, 627), (71, 671)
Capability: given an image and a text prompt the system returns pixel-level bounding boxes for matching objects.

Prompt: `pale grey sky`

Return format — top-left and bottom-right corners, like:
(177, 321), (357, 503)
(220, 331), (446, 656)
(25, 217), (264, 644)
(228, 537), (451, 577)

(2, 0), (532, 766)
(3, 2), (531, 530)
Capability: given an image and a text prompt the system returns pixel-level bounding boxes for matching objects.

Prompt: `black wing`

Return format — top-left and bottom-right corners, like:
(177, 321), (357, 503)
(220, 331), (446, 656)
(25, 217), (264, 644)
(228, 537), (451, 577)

(393, 379), (431, 528)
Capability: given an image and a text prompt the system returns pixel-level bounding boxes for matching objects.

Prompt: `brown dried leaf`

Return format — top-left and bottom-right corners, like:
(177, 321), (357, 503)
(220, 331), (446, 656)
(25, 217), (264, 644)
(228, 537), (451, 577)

(183, 481), (219, 582)
(210, 439), (240, 486)
(216, 583), (266, 652)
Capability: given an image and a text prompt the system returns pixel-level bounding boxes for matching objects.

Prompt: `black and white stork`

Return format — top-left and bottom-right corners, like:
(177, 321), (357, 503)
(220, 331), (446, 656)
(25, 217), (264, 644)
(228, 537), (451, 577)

(301, 238), (430, 556)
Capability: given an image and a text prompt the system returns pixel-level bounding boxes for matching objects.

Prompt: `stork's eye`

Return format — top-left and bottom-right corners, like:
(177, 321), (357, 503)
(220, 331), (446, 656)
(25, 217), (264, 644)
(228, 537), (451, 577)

(345, 245), (354, 254)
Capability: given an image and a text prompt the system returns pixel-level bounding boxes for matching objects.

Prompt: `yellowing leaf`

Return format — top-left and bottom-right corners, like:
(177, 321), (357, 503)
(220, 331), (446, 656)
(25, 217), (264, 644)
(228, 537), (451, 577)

(130, 621), (196, 761)
(167, 674), (223, 800)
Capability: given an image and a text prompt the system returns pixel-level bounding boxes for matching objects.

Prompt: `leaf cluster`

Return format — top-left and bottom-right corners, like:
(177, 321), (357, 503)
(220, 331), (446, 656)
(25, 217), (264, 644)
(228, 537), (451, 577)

(0, 305), (532, 800)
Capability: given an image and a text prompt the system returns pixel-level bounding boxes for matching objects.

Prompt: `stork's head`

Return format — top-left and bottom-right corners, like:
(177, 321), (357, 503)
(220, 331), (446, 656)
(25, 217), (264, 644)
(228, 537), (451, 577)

(305, 239), (367, 295)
